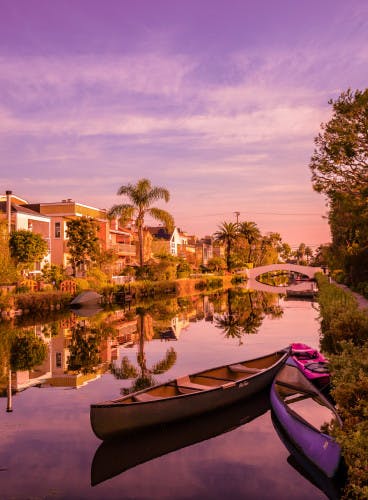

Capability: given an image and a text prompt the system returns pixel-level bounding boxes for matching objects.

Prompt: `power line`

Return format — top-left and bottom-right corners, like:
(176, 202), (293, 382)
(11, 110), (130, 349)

(175, 210), (326, 218)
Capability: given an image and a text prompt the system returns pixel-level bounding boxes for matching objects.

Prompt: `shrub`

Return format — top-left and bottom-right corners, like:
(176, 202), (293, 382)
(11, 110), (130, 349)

(329, 343), (368, 499)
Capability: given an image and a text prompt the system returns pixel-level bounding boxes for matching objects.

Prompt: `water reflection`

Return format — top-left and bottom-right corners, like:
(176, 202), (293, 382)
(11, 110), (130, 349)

(0, 290), (332, 499)
(0, 289), (281, 408)
(214, 289), (282, 344)
(91, 389), (270, 486)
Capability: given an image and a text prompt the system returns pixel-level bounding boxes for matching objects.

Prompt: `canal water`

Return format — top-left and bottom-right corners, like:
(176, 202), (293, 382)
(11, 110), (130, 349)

(0, 288), (335, 499)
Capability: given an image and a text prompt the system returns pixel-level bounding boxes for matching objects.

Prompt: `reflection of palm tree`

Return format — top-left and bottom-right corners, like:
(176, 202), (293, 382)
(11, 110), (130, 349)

(118, 310), (177, 394)
(214, 313), (243, 341)
(214, 289), (265, 344)
(242, 311), (263, 335)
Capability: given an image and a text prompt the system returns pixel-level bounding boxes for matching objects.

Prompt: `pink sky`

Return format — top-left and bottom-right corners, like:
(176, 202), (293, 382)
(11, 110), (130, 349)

(1, 0), (367, 247)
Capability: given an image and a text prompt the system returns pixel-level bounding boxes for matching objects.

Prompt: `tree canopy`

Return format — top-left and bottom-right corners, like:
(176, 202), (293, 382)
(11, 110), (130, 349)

(310, 88), (368, 284)
(9, 230), (48, 267)
(10, 330), (47, 371)
(310, 88), (368, 199)
(213, 221), (239, 271)
(0, 220), (17, 283)
(66, 217), (100, 276)
(109, 178), (174, 267)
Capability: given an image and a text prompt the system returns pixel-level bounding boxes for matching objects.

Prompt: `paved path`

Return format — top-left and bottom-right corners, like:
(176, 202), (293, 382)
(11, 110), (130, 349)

(335, 283), (368, 310)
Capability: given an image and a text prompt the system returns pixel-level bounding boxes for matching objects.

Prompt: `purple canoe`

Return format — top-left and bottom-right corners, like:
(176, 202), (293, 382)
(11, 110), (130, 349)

(270, 357), (341, 478)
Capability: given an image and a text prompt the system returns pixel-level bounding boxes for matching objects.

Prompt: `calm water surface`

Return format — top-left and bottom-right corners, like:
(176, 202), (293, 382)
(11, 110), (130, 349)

(0, 289), (332, 499)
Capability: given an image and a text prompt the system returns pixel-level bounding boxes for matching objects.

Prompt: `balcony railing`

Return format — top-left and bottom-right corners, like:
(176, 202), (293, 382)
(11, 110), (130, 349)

(111, 243), (136, 256)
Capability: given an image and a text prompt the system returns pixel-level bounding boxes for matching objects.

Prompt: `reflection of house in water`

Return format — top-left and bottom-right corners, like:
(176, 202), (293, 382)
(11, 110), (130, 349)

(8, 315), (121, 392)
(158, 316), (190, 341)
(11, 325), (53, 391)
(203, 295), (215, 322)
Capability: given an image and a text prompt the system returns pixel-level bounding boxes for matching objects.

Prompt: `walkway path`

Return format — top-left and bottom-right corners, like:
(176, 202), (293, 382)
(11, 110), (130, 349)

(335, 283), (368, 310)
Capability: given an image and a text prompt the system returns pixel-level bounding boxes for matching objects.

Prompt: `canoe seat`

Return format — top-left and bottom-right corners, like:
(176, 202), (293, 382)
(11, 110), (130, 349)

(229, 364), (264, 374)
(176, 376), (209, 393)
(133, 393), (164, 402)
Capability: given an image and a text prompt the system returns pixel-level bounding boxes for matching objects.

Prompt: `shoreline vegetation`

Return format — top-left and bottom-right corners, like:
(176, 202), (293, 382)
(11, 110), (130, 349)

(0, 275), (235, 320)
(316, 273), (368, 499)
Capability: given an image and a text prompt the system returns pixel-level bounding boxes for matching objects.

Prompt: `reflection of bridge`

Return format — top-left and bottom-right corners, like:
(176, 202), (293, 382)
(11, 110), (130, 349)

(239, 264), (323, 294)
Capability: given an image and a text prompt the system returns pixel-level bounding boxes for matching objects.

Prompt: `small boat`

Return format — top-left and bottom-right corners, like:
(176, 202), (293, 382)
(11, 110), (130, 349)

(291, 343), (330, 390)
(70, 290), (102, 307)
(272, 413), (345, 500)
(286, 289), (317, 299)
(90, 348), (289, 440)
(270, 357), (342, 478)
(91, 389), (270, 485)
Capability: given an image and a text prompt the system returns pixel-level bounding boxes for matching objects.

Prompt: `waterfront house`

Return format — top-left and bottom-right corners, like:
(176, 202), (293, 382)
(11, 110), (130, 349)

(0, 191), (52, 270)
(25, 199), (137, 274)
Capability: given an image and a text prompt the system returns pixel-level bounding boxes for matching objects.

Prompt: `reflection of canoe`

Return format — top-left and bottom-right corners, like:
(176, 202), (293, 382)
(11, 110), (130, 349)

(270, 358), (341, 478)
(271, 413), (344, 500)
(90, 348), (289, 440)
(92, 389), (270, 486)
(291, 343), (330, 390)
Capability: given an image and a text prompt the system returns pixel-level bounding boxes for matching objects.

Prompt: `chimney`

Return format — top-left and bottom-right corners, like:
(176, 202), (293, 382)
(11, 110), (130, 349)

(6, 190), (12, 234)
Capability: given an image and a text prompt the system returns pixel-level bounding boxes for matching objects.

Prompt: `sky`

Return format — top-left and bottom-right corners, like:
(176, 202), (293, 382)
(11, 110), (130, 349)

(1, 0), (367, 248)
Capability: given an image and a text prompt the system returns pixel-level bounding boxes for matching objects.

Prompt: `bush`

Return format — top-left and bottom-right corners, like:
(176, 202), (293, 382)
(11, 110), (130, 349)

(14, 291), (72, 313)
(195, 277), (223, 290)
(332, 269), (346, 283)
(329, 343), (368, 499)
(316, 276), (368, 498)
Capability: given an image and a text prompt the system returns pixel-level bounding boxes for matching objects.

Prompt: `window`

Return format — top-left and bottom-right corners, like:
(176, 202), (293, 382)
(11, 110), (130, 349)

(55, 222), (61, 238)
(56, 352), (62, 368)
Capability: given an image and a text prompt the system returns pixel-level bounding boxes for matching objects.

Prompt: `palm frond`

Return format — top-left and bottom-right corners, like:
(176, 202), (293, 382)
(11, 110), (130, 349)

(149, 208), (175, 233)
(147, 186), (170, 203)
(108, 204), (135, 225)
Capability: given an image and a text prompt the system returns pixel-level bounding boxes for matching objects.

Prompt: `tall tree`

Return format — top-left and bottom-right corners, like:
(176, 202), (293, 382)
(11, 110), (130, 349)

(309, 88), (368, 283)
(310, 88), (368, 199)
(0, 220), (17, 282)
(66, 217), (100, 276)
(108, 178), (174, 267)
(213, 222), (239, 271)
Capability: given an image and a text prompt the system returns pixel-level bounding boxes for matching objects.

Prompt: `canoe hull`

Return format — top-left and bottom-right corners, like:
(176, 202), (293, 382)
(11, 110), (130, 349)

(91, 350), (288, 440)
(92, 390), (270, 485)
(270, 359), (341, 478)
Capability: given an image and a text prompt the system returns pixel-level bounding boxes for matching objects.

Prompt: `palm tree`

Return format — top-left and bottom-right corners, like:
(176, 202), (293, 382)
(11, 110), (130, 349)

(238, 221), (261, 263)
(296, 243), (306, 264)
(305, 246), (313, 264)
(109, 178), (174, 267)
(213, 221), (239, 271)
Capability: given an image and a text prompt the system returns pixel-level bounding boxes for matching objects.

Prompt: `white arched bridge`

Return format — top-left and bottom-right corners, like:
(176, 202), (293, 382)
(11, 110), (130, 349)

(238, 264), (323, 294)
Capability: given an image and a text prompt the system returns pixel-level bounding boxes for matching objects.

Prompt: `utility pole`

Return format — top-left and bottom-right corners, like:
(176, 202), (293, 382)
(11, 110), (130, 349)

(234, 211), (240, 224)
(6, 190), (12, 234)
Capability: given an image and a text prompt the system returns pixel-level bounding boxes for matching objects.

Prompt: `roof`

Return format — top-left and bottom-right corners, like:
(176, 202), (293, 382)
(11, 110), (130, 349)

(147, 226), (171, 240)
(0, 202), (50, 219)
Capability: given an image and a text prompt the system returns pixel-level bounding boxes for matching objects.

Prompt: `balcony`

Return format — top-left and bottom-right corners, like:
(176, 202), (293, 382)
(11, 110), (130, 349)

(111, 243), (136, 256)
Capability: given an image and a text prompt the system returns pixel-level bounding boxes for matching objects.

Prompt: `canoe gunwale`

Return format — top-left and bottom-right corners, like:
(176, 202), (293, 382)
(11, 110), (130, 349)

(273, 382), (337, 436)
(90, 348), (290, 439)
(91, 348), (289, 410)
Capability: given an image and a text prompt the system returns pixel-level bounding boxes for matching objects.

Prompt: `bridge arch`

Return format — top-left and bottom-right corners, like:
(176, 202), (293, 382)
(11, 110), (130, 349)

(243, 264), (322, 280)
(238, 264), (323, 293)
